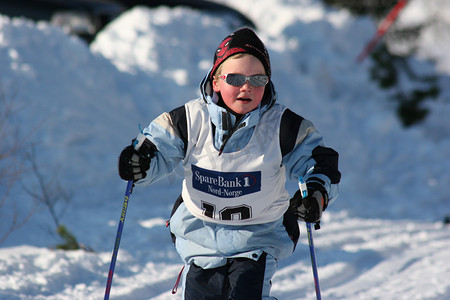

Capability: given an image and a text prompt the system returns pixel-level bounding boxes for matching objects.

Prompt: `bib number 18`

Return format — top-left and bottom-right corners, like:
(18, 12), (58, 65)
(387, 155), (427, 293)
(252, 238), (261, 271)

(201, 201), (252, 221)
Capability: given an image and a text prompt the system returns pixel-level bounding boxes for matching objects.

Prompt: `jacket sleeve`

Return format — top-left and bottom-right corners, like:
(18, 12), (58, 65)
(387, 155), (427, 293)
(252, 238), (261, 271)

(280, 109), (341, 205)
(136, 105), (188, 185)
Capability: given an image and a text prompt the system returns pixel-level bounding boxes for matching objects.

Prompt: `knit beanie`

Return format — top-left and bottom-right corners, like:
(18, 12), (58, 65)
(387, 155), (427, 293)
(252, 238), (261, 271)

(210, 28), (271, 79)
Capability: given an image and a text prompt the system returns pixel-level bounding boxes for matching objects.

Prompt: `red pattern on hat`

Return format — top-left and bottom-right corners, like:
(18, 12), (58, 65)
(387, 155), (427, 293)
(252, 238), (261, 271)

(210, 28), (271, 80)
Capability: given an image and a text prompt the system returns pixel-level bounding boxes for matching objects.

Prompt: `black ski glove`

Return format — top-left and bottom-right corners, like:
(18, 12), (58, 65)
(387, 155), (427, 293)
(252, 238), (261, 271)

(290, 182), (329, 223)
(118, 138), (157, 182)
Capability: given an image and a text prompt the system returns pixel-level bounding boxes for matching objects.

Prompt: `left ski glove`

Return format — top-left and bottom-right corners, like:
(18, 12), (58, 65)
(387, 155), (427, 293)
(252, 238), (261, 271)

(290, 182), (329, 223)
(118, 138), (157, 182)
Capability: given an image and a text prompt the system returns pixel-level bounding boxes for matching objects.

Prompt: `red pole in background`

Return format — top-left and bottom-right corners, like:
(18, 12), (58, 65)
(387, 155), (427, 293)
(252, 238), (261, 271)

(356, 0), (409, 63)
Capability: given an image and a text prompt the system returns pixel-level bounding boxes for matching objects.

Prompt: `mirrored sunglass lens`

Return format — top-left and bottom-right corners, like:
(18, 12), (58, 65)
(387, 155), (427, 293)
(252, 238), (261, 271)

(225, 74), (245, 86)
(250, 75), (268, 87)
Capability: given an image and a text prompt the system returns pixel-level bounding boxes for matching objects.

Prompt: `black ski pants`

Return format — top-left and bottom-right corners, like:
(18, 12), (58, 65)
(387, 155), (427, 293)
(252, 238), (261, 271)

(184, 252), (268, 300)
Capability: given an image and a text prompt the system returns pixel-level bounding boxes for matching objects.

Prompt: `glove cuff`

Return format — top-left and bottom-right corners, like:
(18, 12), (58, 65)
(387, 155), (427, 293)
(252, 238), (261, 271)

(131, 137), (157, 158)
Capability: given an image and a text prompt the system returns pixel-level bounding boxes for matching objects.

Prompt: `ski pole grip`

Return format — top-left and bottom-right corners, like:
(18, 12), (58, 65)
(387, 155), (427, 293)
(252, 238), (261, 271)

(133, 132), (147, 151)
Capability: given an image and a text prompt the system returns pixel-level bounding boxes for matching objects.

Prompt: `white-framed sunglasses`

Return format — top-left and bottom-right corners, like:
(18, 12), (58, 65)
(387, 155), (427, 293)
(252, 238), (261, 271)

(218, 73), (269, 87)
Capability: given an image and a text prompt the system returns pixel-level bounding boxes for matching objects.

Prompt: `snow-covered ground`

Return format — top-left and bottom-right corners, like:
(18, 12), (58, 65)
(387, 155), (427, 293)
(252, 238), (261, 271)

(1, 0), (450, 299)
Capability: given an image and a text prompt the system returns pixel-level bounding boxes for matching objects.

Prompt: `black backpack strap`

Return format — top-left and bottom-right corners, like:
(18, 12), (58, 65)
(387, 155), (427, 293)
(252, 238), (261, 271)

(168, 194), (184, 245)
(168, 105), (188, 155)
(280, 108), (304, 157)
(167, 106), (187, 245)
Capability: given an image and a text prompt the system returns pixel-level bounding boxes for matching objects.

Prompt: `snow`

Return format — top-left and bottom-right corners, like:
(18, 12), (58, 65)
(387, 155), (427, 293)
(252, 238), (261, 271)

(1, 0), (450, 299)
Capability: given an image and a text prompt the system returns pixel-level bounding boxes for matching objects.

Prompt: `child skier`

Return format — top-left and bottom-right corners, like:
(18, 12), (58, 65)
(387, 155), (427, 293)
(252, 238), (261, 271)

(118, 27), (340, 299)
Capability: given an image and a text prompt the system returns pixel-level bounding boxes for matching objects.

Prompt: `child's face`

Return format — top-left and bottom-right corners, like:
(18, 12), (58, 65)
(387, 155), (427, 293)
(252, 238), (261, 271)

(212, 54), (267, 115)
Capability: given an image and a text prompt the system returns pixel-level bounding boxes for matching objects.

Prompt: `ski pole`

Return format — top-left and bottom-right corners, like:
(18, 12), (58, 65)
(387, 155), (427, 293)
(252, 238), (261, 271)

(356, 0), (409, 63)
(298, 178), (322, 300)
(306, 222), (321, 300)
(104, 179), (133, 300)
(104, 133), (147, 299)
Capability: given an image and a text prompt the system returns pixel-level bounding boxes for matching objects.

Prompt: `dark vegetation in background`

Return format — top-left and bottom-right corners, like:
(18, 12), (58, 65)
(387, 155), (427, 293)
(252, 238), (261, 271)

(370, 45), (439, 127)
(323, 0), (440, 127)
(323, 0), (399, 17)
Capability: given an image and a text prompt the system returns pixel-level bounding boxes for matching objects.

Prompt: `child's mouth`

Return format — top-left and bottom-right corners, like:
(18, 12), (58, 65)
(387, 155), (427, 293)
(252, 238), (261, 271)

(237, 97), (251, 102)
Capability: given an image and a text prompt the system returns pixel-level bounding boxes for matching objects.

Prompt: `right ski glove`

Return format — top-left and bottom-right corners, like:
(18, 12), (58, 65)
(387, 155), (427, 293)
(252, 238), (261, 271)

(290, 182), (329, 223)
(118, 138), (157, 182)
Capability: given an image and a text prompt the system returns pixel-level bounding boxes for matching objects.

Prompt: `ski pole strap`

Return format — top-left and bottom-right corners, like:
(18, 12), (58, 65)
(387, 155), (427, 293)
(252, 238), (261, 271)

(314, 221), (321, 230)
(172, 265), (185, 294)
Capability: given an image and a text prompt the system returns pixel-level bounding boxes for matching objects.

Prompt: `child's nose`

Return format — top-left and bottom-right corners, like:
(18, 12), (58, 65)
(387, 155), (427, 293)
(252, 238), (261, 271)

(240, 80), (253, 90)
